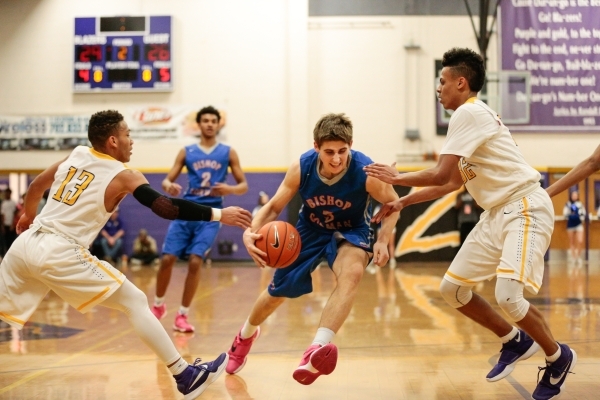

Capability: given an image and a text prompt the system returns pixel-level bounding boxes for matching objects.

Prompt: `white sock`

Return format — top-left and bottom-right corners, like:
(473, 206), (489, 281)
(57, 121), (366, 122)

(179, 306), (189, 315)
(546, 345), (562, 363)
(154, 296), (165, 306)
(311, 327), (335, 347)
(168, 357), (189, 375)
(500, 327), (519, 344)
(240, 318), (258, 339)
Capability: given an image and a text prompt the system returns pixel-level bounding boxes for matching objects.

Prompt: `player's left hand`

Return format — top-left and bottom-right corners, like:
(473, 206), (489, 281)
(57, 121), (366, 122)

(372, 198), (404, 224)
(210, 182), (232, 196)
(363, 162), (400, 184)
(16, 213), (35, 235)
(371, 241), (389, 267)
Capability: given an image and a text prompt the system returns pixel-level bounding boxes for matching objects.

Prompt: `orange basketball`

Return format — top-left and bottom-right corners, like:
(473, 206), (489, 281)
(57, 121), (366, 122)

(255, 221), (301, 268)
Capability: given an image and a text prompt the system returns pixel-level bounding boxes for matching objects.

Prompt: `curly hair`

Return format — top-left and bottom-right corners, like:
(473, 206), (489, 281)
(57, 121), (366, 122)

(196, 106), (220, 123)
(441, 48), (486, 93)
(88, 110), (124, 147)
(313, 113), (353, 147)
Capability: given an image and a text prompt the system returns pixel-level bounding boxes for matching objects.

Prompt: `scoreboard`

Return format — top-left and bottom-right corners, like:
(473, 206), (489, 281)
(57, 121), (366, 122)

(74, 16), (172, 92)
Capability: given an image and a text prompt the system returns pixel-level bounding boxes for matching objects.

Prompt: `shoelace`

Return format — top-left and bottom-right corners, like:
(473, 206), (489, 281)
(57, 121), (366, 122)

(536, 363), (575, 383)
(192, 358), (204, 367)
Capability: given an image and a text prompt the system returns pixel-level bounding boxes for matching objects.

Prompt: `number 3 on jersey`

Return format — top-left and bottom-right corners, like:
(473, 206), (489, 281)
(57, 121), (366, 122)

(52, 166), (95, 205)
(458, 158), (476, 184)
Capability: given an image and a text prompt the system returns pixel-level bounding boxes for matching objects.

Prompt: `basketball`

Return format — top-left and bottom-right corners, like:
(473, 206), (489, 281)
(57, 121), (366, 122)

(255, 221), (301, 268)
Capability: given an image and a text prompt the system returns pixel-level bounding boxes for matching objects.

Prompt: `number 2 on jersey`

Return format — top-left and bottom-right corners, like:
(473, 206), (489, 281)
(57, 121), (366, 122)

(52, 166), (95, 205)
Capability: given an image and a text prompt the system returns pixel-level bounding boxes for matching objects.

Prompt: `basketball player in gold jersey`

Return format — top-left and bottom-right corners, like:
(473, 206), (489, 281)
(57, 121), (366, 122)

(0, 110), (252, 399)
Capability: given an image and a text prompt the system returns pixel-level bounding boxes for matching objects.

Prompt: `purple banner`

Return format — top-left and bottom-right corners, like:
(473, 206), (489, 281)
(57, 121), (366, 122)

(501, 1), (600, 131)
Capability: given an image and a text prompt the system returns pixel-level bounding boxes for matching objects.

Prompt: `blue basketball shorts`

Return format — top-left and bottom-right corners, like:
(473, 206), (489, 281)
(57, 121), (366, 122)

(162, 220), (221, 259)
(268, 224), (372, 298)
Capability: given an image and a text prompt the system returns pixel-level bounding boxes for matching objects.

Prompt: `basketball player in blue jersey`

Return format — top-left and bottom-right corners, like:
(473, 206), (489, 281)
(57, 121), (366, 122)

(365, 48), (575, 400)
(224, 113), (400, 385)
(0, 110), (252, 399)
(152, 106), (248, 333)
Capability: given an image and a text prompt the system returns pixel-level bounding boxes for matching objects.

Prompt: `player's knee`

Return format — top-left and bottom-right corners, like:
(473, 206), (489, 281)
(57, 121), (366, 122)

(439, 278), (473, 309)
(495, 279), (530, 321)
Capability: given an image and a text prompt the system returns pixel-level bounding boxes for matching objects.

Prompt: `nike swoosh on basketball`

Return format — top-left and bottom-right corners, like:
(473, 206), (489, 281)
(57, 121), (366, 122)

(549, 360), (571, 385)
(271, 227), (280, 249)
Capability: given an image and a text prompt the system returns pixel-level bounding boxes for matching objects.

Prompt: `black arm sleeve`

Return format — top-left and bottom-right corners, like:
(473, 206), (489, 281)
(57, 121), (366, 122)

(132, 184), (213, 221)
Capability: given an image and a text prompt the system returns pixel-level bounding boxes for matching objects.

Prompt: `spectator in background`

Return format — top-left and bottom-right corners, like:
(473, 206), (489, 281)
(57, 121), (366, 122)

(100, 207), (125, 266)
(563, 190), (585, 263)
(455, 187), (482, 247)
(252, 191), (269, 217)
(1, 188), (18, 252)
(130, 228), (159, 271)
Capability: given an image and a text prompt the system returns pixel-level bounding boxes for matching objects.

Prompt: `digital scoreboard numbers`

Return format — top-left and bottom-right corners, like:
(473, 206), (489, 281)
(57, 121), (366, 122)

(74, 16), (172, 92)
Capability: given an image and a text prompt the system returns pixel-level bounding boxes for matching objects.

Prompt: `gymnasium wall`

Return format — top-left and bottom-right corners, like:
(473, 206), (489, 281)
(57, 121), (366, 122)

(1, 0), (599, 172)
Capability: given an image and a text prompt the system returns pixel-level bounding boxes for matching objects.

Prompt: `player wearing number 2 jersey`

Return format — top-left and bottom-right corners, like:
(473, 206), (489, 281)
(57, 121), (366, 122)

(0, 110), (252, 399)
(151, 106), (248, 333)
(364, 48), (575, 400)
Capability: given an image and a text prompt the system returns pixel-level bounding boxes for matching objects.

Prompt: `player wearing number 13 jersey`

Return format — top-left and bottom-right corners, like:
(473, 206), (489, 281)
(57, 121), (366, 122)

(152, 106), (248, 333)
(364, 48), (575, 400)
(0, 110), (252, 399)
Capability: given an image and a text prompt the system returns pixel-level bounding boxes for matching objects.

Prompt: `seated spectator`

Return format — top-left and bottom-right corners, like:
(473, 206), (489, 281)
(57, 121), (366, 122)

(130, 229), (159, 271)
(100, 208), (125, 266)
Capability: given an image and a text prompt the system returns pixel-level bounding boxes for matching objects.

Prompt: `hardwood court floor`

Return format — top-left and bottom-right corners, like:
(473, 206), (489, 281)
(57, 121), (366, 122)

(1, 259), (600, 399)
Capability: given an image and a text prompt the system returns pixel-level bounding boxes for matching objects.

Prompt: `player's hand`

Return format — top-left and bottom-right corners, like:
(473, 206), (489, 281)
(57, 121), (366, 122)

(363, 162), (400, 184)
(16, 213), (35, 235)
(242, 228), (268, 267)
(163, 181), (182, 196)
(210, 182), (232, 196)
(372, 198), (404, 224)
(371, 241), (389, 267)
(220, 206), (252, 229)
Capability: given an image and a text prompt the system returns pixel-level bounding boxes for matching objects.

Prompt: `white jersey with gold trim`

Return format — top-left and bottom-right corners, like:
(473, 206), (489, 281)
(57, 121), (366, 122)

(439, 98), (541, 210)
(34, 146), (127, 247)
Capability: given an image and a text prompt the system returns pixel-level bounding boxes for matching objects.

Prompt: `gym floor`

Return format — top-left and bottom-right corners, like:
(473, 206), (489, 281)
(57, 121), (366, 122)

(0, 259), (598, 399)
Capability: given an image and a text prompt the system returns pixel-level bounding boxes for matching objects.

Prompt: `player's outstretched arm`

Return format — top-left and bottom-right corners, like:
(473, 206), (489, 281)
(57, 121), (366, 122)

(364, 154), (460, 187)
(372, 165), (463, 224)
(546, 144), (600, 197)
(110, 169), (251, 228)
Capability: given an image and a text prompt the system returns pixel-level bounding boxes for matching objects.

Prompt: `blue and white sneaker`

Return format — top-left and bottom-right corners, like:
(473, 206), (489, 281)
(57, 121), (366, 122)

(486, 330), (540, 382)
(532, 343), (576, 400)
(175, 353), (228, 400)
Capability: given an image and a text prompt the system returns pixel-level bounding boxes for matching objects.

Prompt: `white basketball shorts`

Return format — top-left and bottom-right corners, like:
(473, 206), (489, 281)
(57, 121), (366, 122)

(444, 186), (554, 294)
(0, 225), (125, 329)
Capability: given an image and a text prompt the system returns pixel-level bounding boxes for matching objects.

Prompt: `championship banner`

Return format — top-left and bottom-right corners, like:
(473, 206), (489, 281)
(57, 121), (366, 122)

(0, 106), (226, 151)
(500, 0), (600, 131)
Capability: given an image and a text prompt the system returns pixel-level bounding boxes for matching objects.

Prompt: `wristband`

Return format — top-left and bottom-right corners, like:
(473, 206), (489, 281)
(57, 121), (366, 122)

(211, 208), (222, 222)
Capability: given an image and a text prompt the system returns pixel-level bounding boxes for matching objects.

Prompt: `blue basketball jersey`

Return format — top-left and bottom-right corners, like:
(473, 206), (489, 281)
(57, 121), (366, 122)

(182, 143), (230, 207)
(297, 149), (373, 235)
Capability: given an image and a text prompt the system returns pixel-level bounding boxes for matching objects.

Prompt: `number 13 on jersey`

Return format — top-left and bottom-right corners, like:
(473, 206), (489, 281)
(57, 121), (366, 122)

(52, 167), (95, 206)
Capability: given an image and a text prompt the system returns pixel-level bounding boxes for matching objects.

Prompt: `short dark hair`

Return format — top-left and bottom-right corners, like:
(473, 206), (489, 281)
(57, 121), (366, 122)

(88, 110), (124, 147)
(441, 47), (486, 93)
(196, 106), (220, 123)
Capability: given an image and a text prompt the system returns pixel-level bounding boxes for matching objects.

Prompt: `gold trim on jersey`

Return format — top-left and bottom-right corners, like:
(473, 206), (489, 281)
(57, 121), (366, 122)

(465, 97), (478, 104)
(77, 287), (111, 311)
(0, 312), (25, 326)
(89, 147), (128, 168)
